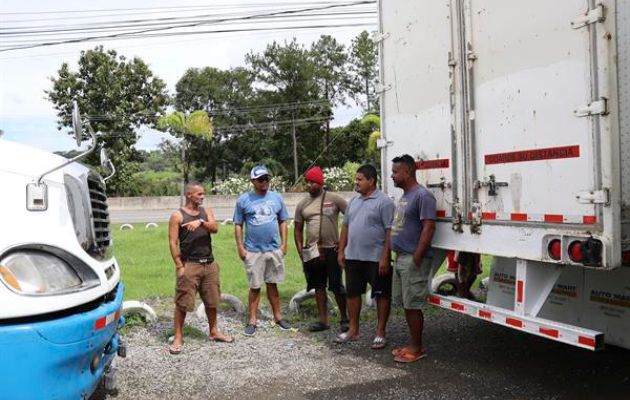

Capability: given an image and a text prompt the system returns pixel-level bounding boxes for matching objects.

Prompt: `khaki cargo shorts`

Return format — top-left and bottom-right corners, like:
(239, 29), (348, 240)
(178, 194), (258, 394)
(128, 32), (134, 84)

(392, 253), (432, 310)
(175, 261), (221, 312)
(243, 249), (285, 289)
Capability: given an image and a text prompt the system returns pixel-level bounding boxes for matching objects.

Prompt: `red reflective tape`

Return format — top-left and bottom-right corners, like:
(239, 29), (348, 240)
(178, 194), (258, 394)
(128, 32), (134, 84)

(428, 295), (441, 305)
(539, 327), (559, 338)
(436, 210), (447, 217)
(511, 213), (528, 222)
(95, 317), (106, 331)
(416, 159), (449, 170)
(485, 145), (580, 165)
(578, 336), (595, 347)
(478, 310), (492, 319)
(451, 302), (465, 311)
(544, 214), (564, 223)
(516, 280), (524, 303)
(506, 318), (523, 328)
(583, 215), (597, 224)
(482, 212), (496, 220)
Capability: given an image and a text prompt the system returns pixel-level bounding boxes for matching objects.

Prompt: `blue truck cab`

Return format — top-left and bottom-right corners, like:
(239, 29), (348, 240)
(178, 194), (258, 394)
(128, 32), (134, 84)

(0, 107), (125, 399)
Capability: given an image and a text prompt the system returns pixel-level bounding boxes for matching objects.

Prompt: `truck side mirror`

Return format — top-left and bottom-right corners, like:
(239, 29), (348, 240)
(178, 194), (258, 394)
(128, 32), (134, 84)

(100, 147), (115, 182)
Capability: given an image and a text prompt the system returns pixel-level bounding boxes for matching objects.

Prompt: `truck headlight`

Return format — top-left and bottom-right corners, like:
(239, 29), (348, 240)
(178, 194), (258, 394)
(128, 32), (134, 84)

(0, 250), (97, 295)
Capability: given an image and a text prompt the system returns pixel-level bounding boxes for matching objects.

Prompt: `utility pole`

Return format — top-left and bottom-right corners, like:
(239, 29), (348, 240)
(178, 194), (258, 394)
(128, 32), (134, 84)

(291, 105), (298, 182)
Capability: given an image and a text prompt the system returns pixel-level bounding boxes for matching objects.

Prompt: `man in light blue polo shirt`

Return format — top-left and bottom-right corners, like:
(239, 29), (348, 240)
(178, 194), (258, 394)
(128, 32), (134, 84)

(336, 164), (395, 349)
(234, 165), (291, 336)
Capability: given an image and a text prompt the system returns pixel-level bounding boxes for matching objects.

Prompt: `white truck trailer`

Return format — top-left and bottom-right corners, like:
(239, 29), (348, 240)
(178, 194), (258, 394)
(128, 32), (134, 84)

(378, 0), (630, 350)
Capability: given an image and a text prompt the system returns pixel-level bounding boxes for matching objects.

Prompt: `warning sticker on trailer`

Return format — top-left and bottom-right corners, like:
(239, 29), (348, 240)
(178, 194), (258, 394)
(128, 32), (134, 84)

(485, 145), (580, 165)
(415, 159), (449, 170)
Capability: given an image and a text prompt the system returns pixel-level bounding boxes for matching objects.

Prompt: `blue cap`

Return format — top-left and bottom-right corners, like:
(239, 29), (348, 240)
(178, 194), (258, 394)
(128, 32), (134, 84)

(250, 165), (270, 179)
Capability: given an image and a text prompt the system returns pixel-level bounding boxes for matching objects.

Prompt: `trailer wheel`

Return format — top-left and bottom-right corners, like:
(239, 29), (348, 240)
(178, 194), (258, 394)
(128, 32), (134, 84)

(431, 272), (458, 296)
(122, 301), (157, 322)
(196, 293), (246, 319)
(289, 289), (337, 314)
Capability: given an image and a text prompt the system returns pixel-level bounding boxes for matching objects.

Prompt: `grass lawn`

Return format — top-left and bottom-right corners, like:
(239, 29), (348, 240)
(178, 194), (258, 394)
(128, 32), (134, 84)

(114, 223), (306, 302)
(113, 223), (492, 302)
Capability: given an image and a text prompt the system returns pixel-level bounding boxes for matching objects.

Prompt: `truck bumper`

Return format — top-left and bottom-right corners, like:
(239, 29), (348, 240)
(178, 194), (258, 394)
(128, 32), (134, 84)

(0, 282), (125, 400)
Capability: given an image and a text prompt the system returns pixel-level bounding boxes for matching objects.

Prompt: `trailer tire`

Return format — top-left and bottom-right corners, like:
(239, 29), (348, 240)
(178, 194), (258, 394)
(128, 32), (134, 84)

(122, 301), (157, 322)
(288, 289), (337, 314)
(195, 293), (245, 319)
(431, 272), (458, 296)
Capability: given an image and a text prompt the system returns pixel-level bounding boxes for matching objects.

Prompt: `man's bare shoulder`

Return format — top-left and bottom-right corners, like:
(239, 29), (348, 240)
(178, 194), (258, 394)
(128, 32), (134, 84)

(169, 210), (183, 223)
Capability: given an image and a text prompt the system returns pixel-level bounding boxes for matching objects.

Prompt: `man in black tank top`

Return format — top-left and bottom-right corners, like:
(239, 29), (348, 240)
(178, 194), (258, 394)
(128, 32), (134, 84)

(168, 181), (233, 354)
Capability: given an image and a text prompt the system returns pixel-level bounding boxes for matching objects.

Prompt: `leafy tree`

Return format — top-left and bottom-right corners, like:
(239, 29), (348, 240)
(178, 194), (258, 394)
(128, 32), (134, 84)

(156, 110), (213, 187)
(174, 66), (254, 182)
(246, 39), (325, 182)
(349, 31), (379, 113)
(363, 113), (381, 165)
(319, 115), (378, 168)
(46, 46), (168, 195)
(128, 170), (181, 196)
(310, 35), (352, 145)
(137, 149), (179, 172)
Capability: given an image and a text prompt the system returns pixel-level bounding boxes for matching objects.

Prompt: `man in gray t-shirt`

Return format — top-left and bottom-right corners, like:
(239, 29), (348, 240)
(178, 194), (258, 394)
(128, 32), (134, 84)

(336, 164), (395, 349)
(390, 154), (436, 363)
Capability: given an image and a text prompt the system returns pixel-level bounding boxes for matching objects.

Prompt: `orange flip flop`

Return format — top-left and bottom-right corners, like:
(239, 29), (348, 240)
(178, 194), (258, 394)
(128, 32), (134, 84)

(394, 350), (427, 363)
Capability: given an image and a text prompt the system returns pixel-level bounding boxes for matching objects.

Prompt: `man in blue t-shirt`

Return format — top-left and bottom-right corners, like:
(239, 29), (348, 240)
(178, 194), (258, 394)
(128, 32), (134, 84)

(234, 165), (291, 336)
(390, 154), (436, 363)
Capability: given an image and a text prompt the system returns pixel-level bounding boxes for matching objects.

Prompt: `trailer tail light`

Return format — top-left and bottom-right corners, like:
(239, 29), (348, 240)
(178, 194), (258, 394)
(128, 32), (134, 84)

(568, 241), (584, 262)
(568, 238), (603, 266)
(547, 239), (562, 260)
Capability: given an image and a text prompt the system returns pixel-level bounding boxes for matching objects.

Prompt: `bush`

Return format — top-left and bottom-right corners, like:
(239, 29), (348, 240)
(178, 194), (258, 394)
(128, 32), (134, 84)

(128, 171), (181, 196)
(323, 166), (354, 191)
(212, 175), (287, 195)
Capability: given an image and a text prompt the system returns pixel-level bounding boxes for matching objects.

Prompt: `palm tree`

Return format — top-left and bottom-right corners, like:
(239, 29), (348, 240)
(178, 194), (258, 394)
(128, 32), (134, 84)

(157, 110), (213, 204)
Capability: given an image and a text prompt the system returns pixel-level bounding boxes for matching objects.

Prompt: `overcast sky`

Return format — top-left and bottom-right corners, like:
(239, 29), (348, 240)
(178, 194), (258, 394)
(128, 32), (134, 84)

(0, 0), (376, 152)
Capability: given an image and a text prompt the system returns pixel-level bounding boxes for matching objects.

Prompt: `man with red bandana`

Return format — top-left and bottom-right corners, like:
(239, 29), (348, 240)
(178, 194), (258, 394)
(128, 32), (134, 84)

(294, 166), (350, 332)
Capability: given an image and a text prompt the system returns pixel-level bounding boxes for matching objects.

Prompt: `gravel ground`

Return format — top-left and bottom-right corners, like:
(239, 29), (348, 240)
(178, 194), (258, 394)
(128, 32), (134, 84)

(93, 299), (630, 400)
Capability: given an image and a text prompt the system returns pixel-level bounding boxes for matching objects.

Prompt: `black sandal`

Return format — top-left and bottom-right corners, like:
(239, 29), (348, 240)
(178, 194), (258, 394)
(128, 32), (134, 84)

(309, 322), (330, 332)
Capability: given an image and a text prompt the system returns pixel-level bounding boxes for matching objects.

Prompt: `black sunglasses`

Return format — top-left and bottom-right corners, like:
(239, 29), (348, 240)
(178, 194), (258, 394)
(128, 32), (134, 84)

(255, 175), (269, 182)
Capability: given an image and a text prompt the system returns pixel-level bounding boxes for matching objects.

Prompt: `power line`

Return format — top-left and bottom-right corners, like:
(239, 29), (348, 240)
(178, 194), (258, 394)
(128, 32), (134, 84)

(0, 2), (348, 16)
(0, 15), (375, 43)
(0, 8), (375, 34)
(0, 1), (376, 52)
(0, 25), (369, 61)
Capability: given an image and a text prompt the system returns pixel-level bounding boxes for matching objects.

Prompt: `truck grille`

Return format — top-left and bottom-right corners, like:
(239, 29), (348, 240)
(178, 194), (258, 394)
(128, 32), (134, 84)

(87, 174), (111, 254)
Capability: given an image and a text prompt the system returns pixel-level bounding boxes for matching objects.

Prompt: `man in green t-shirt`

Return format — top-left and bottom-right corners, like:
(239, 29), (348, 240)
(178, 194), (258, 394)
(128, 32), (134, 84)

(294, 166), (349, 332)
